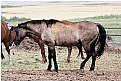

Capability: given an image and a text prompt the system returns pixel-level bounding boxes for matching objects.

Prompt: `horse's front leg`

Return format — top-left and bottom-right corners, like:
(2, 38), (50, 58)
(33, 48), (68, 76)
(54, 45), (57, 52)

(47, 44), (58, 72)
(67, 47), (72, 63)
(4, 42), (12, 65)
(38, 40), (47, 64)
(1, 45), (5, 59)
(1, 52), (5, 59)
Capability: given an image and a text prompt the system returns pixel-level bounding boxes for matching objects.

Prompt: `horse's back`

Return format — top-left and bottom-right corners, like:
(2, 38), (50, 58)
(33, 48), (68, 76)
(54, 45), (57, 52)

(61, 20), (76, 25)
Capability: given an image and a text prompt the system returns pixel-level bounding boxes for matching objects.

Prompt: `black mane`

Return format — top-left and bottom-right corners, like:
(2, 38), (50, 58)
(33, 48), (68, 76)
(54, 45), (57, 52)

(19, 19), (60, 27)
(30, 19), (60, 25)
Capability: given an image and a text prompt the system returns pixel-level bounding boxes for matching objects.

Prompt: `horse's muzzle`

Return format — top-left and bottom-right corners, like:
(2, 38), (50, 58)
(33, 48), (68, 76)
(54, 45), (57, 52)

(14, 41), (20, 46)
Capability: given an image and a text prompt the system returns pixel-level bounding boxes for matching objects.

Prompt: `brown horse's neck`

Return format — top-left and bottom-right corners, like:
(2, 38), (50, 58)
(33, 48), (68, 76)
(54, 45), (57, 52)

(1, 21), (10, 42)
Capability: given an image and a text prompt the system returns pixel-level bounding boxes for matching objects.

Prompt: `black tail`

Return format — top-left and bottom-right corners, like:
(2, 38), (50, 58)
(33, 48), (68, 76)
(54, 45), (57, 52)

(96, 23), (106, 57)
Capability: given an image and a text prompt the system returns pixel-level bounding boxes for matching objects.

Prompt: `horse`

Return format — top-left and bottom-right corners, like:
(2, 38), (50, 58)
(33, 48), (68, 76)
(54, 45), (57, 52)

(1, 20), (12, 64)
(13, 26), (85, 63)
(14, 19), (106, 72)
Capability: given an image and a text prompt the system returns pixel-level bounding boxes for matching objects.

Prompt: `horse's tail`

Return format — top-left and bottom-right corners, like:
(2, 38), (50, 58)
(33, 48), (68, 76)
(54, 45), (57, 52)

(96, 23), (106, 57)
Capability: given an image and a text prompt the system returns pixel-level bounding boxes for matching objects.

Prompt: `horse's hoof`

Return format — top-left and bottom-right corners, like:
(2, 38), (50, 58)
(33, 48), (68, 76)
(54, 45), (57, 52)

(80, 69), (85, 73)
(54, 69), (58, 73)
(42, 60), (46, 64)
(2, 57), (5, 59)
(47, 68), (51, 71)
(82, 57), (85, 59)
(41, 58), (47, 64)
(89, 69), (94, 71)
(89, 67), (95, 71)
(66, 60), (70, 63)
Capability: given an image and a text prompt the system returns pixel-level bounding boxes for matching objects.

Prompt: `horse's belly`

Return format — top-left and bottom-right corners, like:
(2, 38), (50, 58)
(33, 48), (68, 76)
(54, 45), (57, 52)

(54, 32), (79, 46)
(55, 40), (78, 46)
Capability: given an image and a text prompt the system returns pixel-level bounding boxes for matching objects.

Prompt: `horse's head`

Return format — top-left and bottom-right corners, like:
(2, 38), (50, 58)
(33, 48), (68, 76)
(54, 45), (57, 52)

(14, 27), (28, 46)
(9, 26), (17, 46)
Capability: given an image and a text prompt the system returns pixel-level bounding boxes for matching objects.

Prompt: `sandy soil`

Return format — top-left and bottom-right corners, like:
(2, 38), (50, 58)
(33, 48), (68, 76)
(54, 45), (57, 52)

(2, 4), (121, 20)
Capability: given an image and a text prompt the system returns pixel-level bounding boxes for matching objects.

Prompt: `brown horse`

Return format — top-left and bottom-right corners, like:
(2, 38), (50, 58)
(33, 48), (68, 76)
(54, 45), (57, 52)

(13, 27), (85, 63)
(1, 20), (12, 64)
(14, 19), (106, 72)
(1, 21), (17, 64)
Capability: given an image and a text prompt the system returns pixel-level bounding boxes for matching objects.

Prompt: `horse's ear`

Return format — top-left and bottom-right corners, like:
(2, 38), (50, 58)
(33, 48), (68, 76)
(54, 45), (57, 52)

(18, 23), (26, 28)
(9, 26), (14, 30)
(17, 24), (20, 27)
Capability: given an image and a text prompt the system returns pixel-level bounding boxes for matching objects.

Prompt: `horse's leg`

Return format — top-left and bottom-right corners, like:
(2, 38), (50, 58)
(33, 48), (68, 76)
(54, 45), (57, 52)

(77, 45), (85, 59)
(47, 48), (52, 71)
(1, 52), (5, 59)
(4, 42), (12, 65)
(80, 54), (91, 70)
(89, 41), (96, 71)
(38, 40), (47, 63)
(9, 44), (15, 55)
(90, 53), (96, 71)
(47, 44), (58, 72)
(1, 45), (5, 59)
(52, 48), (58, 72)
(66, 47), (72, 63)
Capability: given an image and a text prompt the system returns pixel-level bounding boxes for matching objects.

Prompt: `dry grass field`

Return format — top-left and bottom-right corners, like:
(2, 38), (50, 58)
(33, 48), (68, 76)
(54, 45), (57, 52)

(2, 3), (121, 20)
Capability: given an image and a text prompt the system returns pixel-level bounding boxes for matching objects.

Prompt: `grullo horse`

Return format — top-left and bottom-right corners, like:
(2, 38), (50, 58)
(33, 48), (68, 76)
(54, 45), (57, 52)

(14, 19), (106, 72)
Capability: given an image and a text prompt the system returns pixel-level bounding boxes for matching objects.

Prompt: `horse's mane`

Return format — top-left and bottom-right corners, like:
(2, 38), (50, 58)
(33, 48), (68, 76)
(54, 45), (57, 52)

(19, 19), (60, 28)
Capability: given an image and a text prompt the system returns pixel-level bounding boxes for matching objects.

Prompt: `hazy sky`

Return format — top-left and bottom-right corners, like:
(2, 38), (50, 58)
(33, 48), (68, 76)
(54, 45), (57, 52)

(1, 1), (121, 6)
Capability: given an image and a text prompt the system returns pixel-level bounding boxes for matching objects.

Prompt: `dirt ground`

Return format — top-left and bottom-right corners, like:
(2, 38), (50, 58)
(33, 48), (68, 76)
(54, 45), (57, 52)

(1, 70), (121, 81)
(1, 42), (121, 81)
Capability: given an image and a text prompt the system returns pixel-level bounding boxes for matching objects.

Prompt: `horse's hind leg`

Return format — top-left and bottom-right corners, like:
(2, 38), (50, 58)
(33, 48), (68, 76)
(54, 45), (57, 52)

(47, 44), (58, 72)
(90, 53), (96, 71)
(87, 36), (98, 71)
(66, 47), (72, 63)
(90, 42), (96, 71)
(80, 54), (91, 70)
